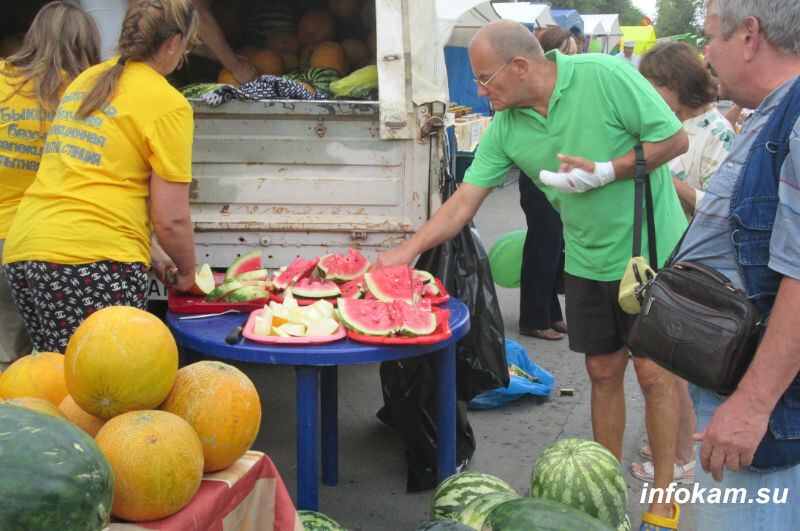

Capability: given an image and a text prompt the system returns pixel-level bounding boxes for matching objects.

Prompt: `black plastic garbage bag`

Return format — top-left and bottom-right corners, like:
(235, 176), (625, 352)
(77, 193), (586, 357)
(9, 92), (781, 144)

(378, 138), (509, 491)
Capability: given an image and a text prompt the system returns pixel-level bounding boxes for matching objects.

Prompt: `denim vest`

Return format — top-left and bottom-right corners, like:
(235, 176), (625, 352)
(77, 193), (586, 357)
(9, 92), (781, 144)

(730, 77), (800, 470)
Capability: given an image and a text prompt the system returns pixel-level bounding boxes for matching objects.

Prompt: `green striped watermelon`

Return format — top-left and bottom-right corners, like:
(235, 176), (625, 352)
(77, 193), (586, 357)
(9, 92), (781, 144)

(244, 2), (296, 46)
(180, 83), (223, 98)
(296, 509), (346, 530)
(414, 520), (474, 530)
(305, 66), (342, 95)
(457, 492), (520, 529)
(530, 438), (629, 531)
(430, 472), (517, 521)
(481, 497), (614, 530)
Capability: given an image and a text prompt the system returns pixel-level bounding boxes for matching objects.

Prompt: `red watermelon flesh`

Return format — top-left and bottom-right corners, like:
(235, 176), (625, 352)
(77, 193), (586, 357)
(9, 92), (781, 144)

(318, 248), (370, 281)
(224, 250), (262, 281)
(392, 299), (436, 336)
(337, 298), (395, 336)
(365, 265), (414, 304)
(339, 275), (366, 299)
(273, 256), (320, 290)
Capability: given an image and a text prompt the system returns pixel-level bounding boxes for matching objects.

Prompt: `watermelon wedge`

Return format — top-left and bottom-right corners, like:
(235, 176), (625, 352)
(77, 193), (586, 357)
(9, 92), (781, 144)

(318, 248), (370, 281)
(364, 265), (414, 305)
(273, 256), (320, 290)
(392, 300), (436, 336)
(225, 250), (262, 281)
(339, 275), (366, 299)
(337, 298), (395, 336)
(290, 278), (341, 299)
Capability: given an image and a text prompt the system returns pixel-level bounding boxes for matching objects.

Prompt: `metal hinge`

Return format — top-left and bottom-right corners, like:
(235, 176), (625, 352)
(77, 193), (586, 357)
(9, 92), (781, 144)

(315, 118), (326, 137)
(350, 231), (367, 240)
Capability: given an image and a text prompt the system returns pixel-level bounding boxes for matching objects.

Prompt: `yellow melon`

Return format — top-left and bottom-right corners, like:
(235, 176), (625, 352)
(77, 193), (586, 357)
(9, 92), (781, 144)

(298, 9), (337, 46)
(328, 0), (361, 19)
(4, 396), (68, 419)
(95, 410), (204, 521)
(160, 361), (262, 472)
(64, 306), (178, 420)
(59, 393), (106, 437)
(0, 351), (67, 406)
(217, 67), (240, 86)
(340, 38), (370, 70)
(310, 41), (350, 76)
(248, 48), (285, 76)
(265, 31), (300, 54)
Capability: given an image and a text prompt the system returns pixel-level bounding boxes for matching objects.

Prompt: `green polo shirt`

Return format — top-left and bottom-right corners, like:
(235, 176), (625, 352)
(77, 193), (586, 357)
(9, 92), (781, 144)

(464, 51), (687, 281)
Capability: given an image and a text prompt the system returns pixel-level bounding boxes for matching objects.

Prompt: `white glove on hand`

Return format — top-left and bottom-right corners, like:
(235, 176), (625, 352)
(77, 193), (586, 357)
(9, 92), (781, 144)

(539, 161), (616, 193)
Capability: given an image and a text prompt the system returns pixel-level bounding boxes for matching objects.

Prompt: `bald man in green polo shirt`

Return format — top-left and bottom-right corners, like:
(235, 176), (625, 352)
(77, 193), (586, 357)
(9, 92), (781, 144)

(374, 19), (689, 528)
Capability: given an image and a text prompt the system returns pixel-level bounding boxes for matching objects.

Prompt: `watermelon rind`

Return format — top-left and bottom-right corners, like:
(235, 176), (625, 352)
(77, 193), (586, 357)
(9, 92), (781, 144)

(290, 278), (341, 298)
(529, 438), (628, 530)
(225, 250), (262, 281)
(229, 268), (271, 283)
(337, 298), (395, 336)
(273, 256), (320, 291)
(414, 520), (474, 530)
(413, 269), (435, 284)
(430, 471), (517, 521)
(205, 280), (264, 302)
(481, 497), (614, 530)
(0, 404), (115, 531)
(220, 285), (270, 303)
(296, 509), (347, 530)
(457, 492), (520, 529)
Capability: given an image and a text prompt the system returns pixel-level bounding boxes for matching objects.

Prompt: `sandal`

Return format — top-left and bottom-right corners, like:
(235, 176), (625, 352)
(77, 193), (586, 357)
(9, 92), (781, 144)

(520, 327), (563, 340)
(640, 502), (680, 531)
(639, 445), (653, 459)
(631, 460), (695, 484)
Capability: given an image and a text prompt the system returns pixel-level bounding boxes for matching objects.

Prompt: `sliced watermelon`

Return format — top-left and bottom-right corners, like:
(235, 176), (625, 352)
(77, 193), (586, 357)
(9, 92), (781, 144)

(422, 282), (440, 296)
(272, 256), (320, 290)
(392, 300), (436, 336)
(413, 269), (435, 284)
(337, 298), (395, 336)
(364, 265), (414, 304)
(317, 248), (370, 281)
(290, 278), (341, 298)
(339, 275), (366, 299)
(205, 280), (264, 302)
(224, 250), (262, 281)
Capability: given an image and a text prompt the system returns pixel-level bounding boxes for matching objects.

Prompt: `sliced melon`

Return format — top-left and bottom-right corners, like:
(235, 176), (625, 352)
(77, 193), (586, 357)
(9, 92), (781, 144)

(188, 263), (215, 296)
(224, 250), (262, 281)
(305, 318), (340, 337)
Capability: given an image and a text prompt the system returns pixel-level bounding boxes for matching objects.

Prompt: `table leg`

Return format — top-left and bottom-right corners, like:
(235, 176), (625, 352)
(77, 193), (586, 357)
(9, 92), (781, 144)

(436, 343), (457, 483)
(321, 366), (338, 486)
(295, 365), (319, 511)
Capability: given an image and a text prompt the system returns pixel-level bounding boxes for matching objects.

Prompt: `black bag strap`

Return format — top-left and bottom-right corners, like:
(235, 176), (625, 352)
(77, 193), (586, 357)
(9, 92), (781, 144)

(632, 145), (658, 266)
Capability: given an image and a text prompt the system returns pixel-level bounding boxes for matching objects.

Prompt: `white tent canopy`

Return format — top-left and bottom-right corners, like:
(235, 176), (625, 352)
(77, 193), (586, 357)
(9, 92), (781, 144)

(438, 0), (501, 47)
(492, 2), (558, 29)
(580, 14), (622, 53)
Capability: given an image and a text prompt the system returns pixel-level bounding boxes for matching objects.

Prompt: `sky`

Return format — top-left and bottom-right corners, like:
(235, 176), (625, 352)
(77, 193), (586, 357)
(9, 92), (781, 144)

(632, 0), (657, 18)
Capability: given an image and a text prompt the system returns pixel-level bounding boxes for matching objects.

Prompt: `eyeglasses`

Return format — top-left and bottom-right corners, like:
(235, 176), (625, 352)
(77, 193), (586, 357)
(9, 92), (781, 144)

(473, 61), (510, 89)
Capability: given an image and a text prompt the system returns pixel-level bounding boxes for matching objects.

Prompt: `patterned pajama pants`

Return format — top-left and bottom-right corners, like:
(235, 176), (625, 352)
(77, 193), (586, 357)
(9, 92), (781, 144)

(3, 260), (148, 353)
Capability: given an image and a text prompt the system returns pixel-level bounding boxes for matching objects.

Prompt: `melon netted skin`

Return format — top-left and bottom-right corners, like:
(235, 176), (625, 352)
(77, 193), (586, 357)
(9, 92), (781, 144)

(481, 497), (614, 530)
(0, 404), (114, 531)
(430, 471), (517, 521)
(530, 438), (629, 530)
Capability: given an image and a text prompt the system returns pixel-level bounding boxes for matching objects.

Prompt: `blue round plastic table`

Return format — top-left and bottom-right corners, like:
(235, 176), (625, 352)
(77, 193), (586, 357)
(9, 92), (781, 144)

(166, 298), (470, 511)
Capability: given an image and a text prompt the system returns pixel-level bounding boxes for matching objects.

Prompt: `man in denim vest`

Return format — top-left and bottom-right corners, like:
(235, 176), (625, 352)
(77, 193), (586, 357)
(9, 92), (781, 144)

(669, 0), (800, 527)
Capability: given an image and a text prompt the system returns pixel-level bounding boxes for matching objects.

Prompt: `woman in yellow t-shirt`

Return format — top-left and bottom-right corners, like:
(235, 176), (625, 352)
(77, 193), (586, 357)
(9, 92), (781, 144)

(2, 0), (200, 353)
(0, 2), (100, 362)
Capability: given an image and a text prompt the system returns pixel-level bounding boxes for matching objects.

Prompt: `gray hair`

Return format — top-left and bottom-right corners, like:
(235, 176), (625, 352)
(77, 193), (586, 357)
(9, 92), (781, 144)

(471, 19), (544, 61)
(706, 0), (800, 54)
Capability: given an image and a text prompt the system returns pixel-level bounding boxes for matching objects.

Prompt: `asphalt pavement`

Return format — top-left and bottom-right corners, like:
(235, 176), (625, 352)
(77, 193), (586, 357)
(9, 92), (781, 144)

(218, 171), (697, 530)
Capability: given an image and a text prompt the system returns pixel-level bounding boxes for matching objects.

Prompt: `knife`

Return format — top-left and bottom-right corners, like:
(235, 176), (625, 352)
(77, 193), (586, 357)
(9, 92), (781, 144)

(225, 325), (244, 344)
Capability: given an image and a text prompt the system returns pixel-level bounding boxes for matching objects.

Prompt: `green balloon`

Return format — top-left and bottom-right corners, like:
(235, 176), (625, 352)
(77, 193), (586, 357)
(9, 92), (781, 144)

(488, 230), (526, 288)
(587, 39), (602, 53)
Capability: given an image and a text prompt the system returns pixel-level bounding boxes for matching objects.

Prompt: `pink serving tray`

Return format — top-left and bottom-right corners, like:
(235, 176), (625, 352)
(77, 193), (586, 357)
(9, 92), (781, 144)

(346, 308), (452, 345)
(241, 310), (346, 345)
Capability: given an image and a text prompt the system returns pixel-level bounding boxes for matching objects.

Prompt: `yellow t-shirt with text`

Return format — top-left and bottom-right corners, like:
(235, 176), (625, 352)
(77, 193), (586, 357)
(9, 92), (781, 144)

(0, 62), (54, 238)
(2, 59), (193, 266)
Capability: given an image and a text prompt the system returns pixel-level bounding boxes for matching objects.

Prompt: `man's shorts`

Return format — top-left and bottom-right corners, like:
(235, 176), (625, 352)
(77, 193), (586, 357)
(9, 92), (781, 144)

(564, 272), (640, 356)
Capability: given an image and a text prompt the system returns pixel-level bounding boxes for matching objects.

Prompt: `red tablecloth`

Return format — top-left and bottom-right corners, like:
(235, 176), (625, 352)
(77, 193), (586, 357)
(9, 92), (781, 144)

(108, 451), (303, 531)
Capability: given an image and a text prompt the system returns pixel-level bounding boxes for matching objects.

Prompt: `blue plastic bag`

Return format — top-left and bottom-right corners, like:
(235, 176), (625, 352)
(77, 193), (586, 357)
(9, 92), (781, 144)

(468, 339), (555, 409)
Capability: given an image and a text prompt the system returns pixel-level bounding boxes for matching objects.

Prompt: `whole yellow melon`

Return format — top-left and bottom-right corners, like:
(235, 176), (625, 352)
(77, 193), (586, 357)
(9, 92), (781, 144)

(59, 394), (107, 437)
(4, 396), (68, 419)
(0, 351), (67, 406)
(64, 306), (178, 420)
(160, 361), (262, 472)
(95, 410), (204, 521)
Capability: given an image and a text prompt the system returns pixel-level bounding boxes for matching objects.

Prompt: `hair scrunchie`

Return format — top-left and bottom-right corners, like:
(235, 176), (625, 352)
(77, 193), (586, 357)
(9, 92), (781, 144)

(117, 56), (126, 66)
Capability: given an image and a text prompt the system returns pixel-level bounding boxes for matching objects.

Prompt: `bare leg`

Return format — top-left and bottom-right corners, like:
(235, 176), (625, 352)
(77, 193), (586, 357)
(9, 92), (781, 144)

(674, 376), (697, 465)
(634, 356), (679, 519)
(584, 347), (629, 462)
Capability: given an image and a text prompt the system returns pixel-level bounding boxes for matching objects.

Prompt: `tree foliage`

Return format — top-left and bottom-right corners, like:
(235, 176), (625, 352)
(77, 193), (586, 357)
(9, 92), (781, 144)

(541, 0), (645, 26)
(654, 0), (703, 37)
